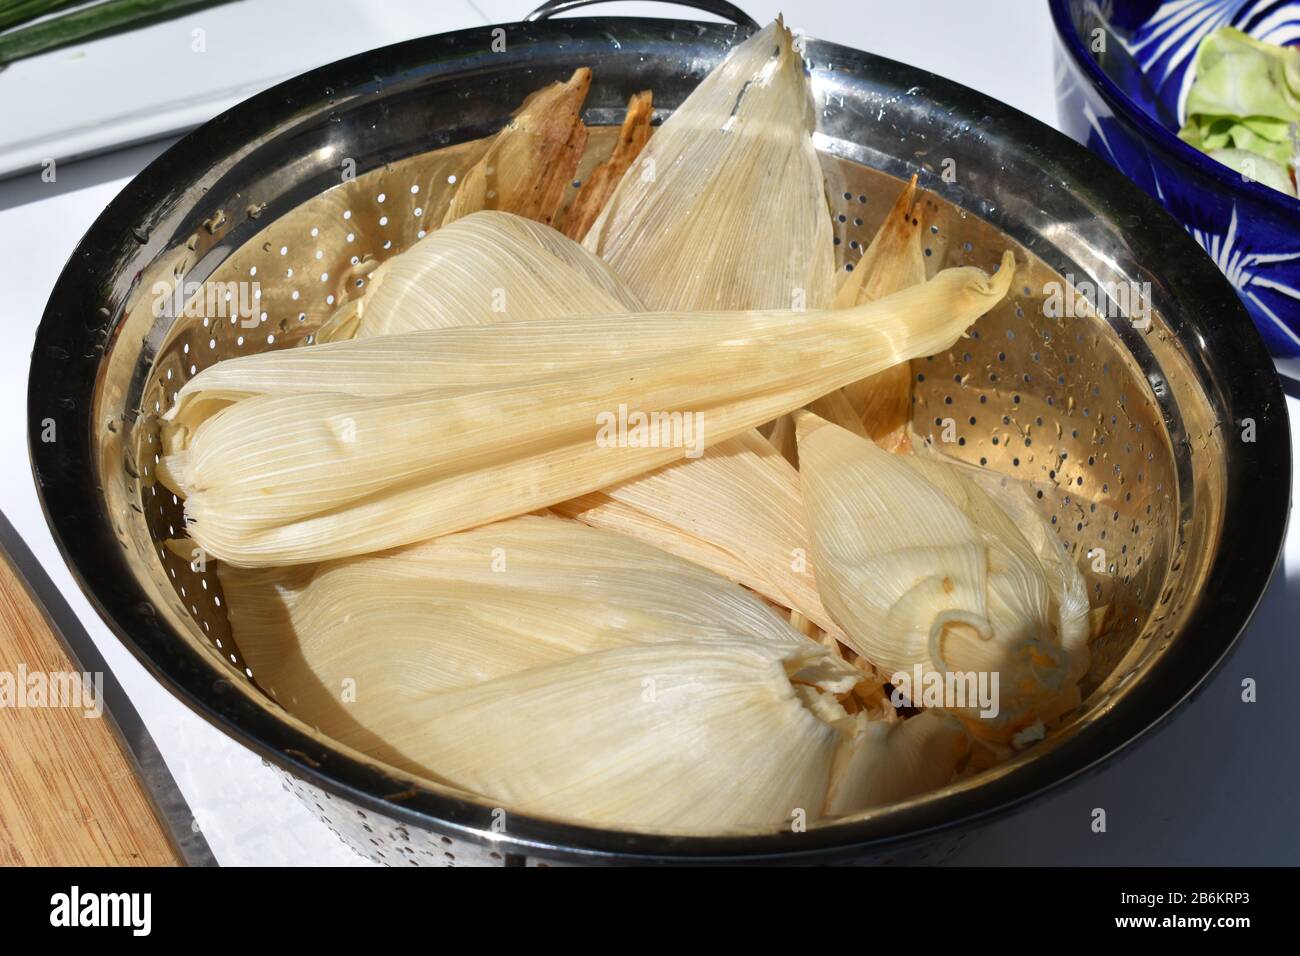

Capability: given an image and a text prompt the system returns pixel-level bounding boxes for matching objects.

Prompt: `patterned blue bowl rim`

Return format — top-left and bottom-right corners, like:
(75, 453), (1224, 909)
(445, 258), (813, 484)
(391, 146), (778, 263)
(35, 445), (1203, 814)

(1048, 0), (1300, 212)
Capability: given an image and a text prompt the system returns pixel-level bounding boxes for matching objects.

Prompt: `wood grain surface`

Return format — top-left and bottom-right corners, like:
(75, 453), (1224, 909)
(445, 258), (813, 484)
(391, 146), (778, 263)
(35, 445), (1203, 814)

(0, 549), (182, 866)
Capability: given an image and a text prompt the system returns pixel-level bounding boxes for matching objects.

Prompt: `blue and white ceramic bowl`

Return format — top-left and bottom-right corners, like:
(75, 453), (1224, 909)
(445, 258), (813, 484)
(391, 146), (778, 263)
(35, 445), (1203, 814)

(1051, 0), (1300, 373)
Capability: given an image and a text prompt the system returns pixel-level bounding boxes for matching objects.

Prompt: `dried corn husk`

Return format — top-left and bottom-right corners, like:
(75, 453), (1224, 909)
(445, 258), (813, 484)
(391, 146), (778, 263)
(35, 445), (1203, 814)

(312, 210), (830, 624)
(806, 388), (870, 438)
(788, 609), (827, 643)
(219, 513), (877, 833)
(555, 429), (842, 638)
(847, 659), (897, 721)
(583, 19), (836, 311)
(834, 176), (929, 452)
(217, 507), (967, 827)
(552, 493), (758, 587)
(907, 440), (1091, 663)
(379, 640), (856, 833)
(220, 514), (826, 707)
(825, 710), (971, 814)
(159, 255), (1014, 566)
(315, 211), (642, 342)
(443, 68), (590, 227)
(561, 90), (654, 241)
(262, 214), (832, 631)
(764, 414), (799, 468)
(833, 176), (928, 309)
(794, 411), (1088, 743)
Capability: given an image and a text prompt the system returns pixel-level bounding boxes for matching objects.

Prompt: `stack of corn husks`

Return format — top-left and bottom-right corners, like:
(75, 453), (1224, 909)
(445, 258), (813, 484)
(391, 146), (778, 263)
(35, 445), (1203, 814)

(155, 20), (1090, 835)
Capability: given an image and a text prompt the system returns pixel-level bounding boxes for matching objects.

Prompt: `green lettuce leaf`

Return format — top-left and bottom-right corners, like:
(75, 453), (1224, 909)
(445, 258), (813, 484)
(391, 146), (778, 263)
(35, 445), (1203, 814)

(1177, 27), (1300, 189)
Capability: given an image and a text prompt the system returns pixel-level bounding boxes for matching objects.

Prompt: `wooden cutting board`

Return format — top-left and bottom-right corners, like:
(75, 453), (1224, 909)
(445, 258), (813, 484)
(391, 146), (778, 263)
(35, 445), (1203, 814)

(0, 547), (183, 866)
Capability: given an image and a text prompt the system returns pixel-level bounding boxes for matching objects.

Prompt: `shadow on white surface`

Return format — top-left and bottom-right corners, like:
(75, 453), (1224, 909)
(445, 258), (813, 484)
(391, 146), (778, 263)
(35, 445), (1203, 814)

(0, 139), (174, 212)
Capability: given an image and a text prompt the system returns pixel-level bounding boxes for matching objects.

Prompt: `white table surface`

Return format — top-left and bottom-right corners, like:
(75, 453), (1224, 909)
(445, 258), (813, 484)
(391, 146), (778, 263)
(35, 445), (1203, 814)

(0, 0), (1295, 866)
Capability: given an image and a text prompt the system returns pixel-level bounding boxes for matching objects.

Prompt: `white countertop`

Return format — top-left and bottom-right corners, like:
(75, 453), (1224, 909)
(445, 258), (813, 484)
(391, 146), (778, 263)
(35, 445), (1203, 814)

(1, 0), (1295, 865)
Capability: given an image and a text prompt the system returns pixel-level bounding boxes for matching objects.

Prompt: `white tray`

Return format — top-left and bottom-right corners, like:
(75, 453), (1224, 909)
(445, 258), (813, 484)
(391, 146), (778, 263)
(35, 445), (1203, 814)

(0, 0), (487, 180)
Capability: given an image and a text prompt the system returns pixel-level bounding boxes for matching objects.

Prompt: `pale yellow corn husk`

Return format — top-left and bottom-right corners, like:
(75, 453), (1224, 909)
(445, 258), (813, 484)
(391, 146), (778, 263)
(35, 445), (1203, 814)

(552, 492), (758, 588)
(788, 609), (827, 643)
(218, 514), (834, 724)
(316, 211), (643, 342)
(442, 68), (590, 227)
(905, 445), (1091, 668)
(555, 429), (843, 640)
(806, 388), (869, 438)
(825, 710), (971, 814)
(833, 176), (929, 453)
(583, 19), (836, 311)
(297, 211), (833, 630)
(218, 514), (874, 833)
(794, 410), (1088, 743)
(158, 255), (1015, 566)
(848, 659), (897, 721)
(372, 640), (856, 833)
(764, 414), (799, 467)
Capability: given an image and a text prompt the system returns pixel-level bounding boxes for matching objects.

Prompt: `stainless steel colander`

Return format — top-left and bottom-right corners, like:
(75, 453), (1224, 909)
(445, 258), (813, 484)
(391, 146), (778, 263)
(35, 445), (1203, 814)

(27, 0), (1290, 865)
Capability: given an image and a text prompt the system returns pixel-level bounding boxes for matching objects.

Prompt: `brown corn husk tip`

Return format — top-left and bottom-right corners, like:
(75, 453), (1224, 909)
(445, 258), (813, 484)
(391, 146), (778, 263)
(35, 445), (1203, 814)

(561, 90), (655, 241)
(443, 67), (592, 227)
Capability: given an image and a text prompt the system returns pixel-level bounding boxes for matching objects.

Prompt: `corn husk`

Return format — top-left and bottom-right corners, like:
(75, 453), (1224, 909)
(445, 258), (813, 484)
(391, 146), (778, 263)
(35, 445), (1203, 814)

(825, 710), (971, 814)
(442, 68), (590, 227)
(380, 640), (856, 833)
(561, 90), (654, 241)
(220, 514), (828, 706)
(217, 504), (968, 827)
(553, 493), (758, 586)
(908, 442), (1091, 661)
(582, 19), (836, 311)
(847, 658), (897, 721)
(806, 388), (869, 438)
(764, 414), (799, 468)
(312, 209), (828, 624)
(788, 609), (828, 644)
(219, 513), (879, 833)
(794, 410), (1088, 743)
(555, 428), (842, 639)
(833, 176), (928, 308)
(833, 176), (929, 452)
(290, 212), (834, 633)
(316, 211), (642, 342)
(158, 255), (1014, 566)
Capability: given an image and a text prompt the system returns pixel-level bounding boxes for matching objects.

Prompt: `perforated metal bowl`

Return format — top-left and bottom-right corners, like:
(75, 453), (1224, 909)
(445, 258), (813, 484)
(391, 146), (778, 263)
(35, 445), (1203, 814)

(28, 4), (1290, 865)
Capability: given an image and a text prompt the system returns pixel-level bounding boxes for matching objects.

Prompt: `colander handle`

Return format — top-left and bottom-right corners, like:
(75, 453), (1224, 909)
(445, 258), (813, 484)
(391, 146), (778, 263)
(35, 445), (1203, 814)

(524, 0), (758, 28)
